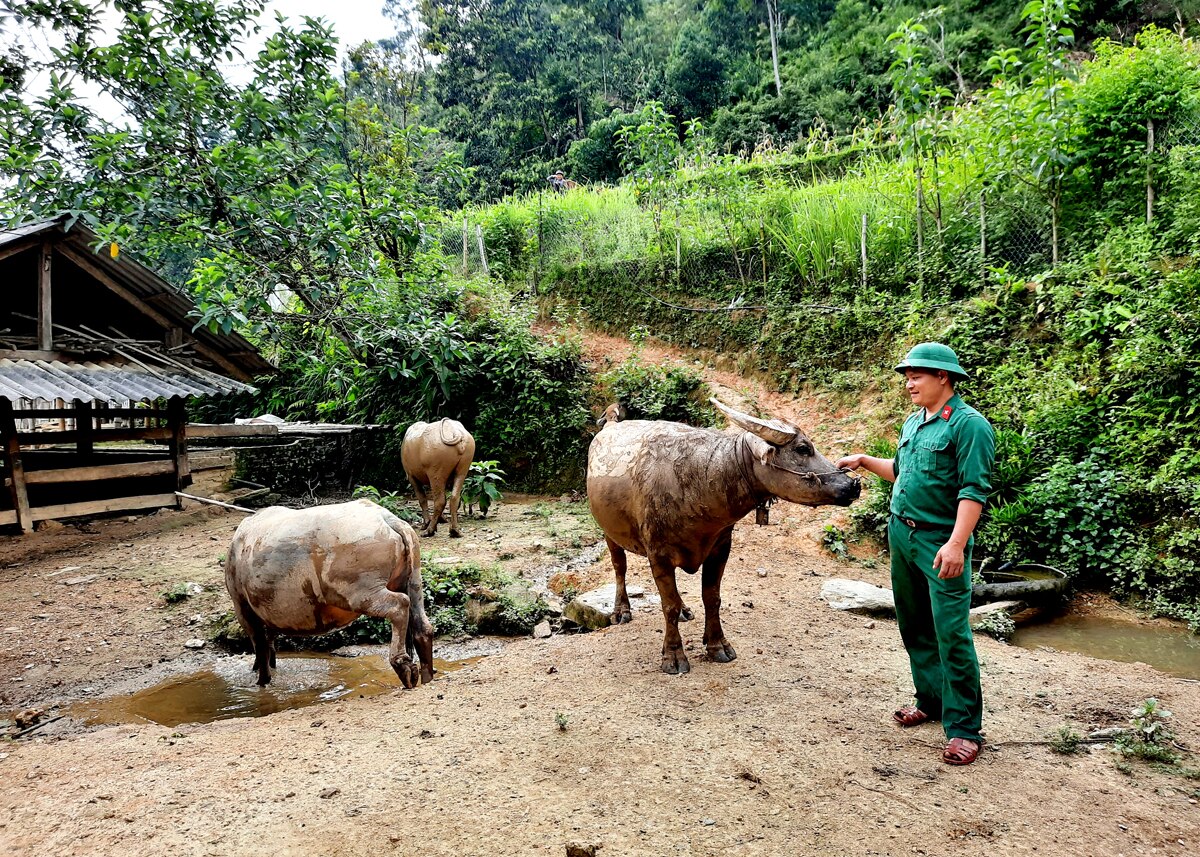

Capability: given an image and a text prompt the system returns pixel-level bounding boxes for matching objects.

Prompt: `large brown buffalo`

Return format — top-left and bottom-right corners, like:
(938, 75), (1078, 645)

(224, 499), (434, 688)
(402, 418), (476, 537)
(587, 399), (860, 674)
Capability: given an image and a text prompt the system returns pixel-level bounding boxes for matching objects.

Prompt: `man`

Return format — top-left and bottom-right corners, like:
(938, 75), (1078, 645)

(836, 342), (995, 766)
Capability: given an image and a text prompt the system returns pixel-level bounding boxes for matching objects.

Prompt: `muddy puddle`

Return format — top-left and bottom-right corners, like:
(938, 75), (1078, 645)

(1011, 614), (1200, 680)
(67, 654), (484, 728)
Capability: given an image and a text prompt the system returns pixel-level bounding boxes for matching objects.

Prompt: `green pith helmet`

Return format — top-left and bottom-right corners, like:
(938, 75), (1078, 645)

(894, 342), (969, 382)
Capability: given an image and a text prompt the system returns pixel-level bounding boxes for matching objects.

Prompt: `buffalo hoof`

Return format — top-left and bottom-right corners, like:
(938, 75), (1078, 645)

(420, 529), (436, 538)
(392, 659), (421, 689)
(449, 529), (462, 538)
(679, 605), (695, 622)
(612, 603), (633, 624)
(661, 649), (691, 675)
(706, 641), (737, 663)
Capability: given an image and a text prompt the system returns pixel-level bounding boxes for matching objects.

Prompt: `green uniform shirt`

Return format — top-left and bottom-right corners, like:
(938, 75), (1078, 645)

(890, 393), (996, 529)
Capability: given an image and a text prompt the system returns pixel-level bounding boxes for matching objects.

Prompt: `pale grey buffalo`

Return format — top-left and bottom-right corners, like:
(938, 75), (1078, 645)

(402, 418), (476, 537)
(224, 499), (434, 688)
(587, 399), (860, 674)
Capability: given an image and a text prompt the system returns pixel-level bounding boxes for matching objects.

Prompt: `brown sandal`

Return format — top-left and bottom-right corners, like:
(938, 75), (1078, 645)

(892, 706), (931, 727)
(942, 737), (981, 766)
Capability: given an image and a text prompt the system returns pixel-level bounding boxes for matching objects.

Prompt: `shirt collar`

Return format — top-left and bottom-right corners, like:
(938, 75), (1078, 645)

(921, 393), (965, 424)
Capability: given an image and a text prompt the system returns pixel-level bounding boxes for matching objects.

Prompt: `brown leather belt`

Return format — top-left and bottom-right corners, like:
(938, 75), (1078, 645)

(892, 514), (945, 531)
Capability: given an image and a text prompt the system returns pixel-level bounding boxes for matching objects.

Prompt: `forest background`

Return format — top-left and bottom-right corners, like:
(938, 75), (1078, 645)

(2, 0), (1200, 628)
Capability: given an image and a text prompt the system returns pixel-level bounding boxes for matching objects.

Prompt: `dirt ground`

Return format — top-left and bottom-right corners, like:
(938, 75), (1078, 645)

(2, 334), (1199, 856)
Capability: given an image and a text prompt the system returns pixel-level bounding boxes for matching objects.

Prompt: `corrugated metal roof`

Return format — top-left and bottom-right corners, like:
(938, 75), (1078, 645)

(0, 358), (255, 404)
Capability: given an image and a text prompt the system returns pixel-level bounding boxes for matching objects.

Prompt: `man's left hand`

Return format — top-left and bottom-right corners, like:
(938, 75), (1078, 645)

(933, 542), (966, 580)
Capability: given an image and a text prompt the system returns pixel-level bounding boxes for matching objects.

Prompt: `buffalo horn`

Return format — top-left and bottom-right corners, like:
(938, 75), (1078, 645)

(710, 398), (796, 446)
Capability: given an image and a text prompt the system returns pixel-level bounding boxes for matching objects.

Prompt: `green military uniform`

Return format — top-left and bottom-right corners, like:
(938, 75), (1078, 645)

(889, 352), (995, 744)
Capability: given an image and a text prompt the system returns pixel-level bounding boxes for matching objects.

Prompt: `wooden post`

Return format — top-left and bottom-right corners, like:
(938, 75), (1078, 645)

(75, 400), (94, 457)
(476, 224), (489, 276)
(462, 216), (469, 275)
(168, 397), (191, 506)
(38, 243), (52, 350)
(1, 399), (33, 533)
(860, 213), (868, 289)
(979, 191), (987, 289)
(1146, 118), (1155, 225)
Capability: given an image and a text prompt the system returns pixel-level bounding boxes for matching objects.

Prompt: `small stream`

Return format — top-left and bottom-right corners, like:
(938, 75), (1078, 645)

(1011, 614), (1200, 679)
(68, 653), (483, 728)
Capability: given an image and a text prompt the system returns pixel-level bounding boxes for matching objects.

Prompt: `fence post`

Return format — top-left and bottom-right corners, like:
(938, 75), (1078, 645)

(1146, 118), (1155, 225)
(462, 216), (468, 275)
(476, 224), (489, 277)
(979, 190), (987, 290)
(860, 213), (867, 289)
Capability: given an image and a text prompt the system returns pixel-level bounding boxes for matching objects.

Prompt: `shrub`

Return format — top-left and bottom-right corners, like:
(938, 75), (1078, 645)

(462, 460), (506, 517)
(599, 357), (720, 426)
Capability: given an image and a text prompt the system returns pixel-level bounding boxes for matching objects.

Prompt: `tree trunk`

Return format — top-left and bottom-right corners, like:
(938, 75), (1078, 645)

(915, 164), (925, 290)
(1146, 118), (1155, 225)
(767, 0), (782, 98)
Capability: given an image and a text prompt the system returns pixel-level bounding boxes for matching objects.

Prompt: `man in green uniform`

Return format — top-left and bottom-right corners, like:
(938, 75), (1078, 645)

(836, 342), (995, 766)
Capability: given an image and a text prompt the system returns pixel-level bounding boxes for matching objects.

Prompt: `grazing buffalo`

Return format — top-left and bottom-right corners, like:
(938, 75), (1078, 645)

(402, 418), (476, 537)
(597, 402), (627, 428)
(587, 399), (860, 674)
(224, 499), (434, 688)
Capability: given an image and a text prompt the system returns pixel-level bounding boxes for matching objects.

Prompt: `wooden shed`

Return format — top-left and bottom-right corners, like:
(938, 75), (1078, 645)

(0, 217), (275, 533)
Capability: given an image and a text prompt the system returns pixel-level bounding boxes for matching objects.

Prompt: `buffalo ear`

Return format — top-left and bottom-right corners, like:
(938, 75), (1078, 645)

(744, 433), (776, 465)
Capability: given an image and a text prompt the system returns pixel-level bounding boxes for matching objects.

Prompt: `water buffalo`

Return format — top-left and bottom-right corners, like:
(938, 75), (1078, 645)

(402, 418), (476, 537)
(597, 402), (627, 428)
(587, 399), (861, 674)
(224, 499), (434, 688)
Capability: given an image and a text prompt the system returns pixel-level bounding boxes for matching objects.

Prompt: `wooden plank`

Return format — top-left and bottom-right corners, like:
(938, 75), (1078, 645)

(0, 399), (33, 532)
(25, 460), (175, 484)
(0, 350), (69, 362)
(17, 426), (174, 445)
(30, 492), (179, 522)
(0, 509), (17, 526)
(53, 243), (251, 381)
(0, 236), (40, 264)
(38, 243), (53, 350)
(12, 408), (167, 420)
(187, 423), (279, 438)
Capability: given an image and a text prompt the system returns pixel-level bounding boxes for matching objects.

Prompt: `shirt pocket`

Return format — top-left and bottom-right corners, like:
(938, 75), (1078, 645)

(915, 437), (954, 475)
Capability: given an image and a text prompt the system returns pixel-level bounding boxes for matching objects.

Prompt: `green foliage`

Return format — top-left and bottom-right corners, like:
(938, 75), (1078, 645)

(598, 357), (719, 426)
(162, 583), (194, 605)
(820, 524), (849, 561)
(463, 461), (506, 517)
(1049, 725), (1085, 755)
(848, 438), (897, 539)
(974, 610), (1016, 643)
(352, 485), (422, 526)
(554, 711), (569, 731)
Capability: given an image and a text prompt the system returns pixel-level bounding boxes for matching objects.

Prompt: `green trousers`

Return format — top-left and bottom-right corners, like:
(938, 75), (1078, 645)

(889, 517), (983, 742)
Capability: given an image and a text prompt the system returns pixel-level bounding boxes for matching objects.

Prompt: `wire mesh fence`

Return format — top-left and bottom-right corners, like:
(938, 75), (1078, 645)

(444, 119), (1195, 308)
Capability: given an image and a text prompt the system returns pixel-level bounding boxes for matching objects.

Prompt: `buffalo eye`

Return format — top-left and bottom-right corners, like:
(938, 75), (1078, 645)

(794, 440), (814, 456)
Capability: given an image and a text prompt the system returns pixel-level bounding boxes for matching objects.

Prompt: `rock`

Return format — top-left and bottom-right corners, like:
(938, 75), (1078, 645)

(35, 519), (64, 532)
(818, 579), (896, 615)
(62, 574), (99, 586)
(864, 620), (876, 629)
(14, 708), (44, 729)
(183, 638), (206, 649)
(968, 600), (1027, 629)
(563, 582), (660, 632)
(533, 621), (552, 639)
(565, 844), (599, 857)
(756, 567), (768, 578)
(465, 598), (504, 631)
(1088, 726), (1127, 741)
(318, 787), (340, 799)
(185, 582), (204, 596)
(428, 556), (464, 565)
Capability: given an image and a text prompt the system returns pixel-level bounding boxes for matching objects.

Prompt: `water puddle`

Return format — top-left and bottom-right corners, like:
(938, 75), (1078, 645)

(1011, 614), (1200, 679)
(67, 654), (483, 728)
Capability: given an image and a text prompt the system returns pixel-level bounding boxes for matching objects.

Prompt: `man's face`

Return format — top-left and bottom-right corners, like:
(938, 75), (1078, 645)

(904, 368), (949, 410)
